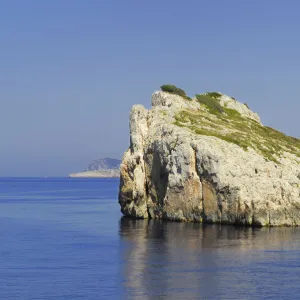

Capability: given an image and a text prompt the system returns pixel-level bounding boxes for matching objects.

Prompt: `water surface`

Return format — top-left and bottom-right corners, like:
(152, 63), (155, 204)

(0, 178), (299, 299)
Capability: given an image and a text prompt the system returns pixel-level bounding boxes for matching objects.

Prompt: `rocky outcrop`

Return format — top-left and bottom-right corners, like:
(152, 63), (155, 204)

(119, 90), (300, 226)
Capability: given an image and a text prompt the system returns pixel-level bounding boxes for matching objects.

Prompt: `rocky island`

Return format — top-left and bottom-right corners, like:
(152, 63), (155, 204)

(119, 85), (300, 226)
(69, 157), (120, 178)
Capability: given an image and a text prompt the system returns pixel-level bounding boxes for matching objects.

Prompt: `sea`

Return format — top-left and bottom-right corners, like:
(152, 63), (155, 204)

(0, 177), (300, 300)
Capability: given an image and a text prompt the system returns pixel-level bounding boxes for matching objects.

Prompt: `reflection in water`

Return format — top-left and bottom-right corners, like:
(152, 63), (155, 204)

(119, 218), (300, 299)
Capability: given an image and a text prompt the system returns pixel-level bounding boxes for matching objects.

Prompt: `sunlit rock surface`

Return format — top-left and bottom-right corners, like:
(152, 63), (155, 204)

(119, 91), (300, 226)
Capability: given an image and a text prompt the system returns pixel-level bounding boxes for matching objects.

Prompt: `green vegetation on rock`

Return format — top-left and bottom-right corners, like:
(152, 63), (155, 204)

(204, 92), (222, 99)
(160, 84), (191, 100)
(195, 94), (224, 114)
(174, 93), (300, 163)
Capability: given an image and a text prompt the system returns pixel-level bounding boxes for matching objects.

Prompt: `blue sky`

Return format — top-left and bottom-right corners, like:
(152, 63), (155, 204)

(1, 0), (300, 176)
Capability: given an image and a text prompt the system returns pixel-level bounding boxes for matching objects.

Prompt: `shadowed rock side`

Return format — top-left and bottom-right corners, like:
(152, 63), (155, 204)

(119, 91), (300, 226)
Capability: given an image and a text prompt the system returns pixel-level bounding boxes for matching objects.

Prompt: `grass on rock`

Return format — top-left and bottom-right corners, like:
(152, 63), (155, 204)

(174, 93), (300, 163)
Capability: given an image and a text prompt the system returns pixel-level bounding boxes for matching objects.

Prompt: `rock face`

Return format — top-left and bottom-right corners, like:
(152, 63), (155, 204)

(119, 91), (300, 226)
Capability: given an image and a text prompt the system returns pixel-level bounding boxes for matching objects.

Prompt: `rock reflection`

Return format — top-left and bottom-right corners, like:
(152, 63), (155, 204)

(119, 218), (300, 299)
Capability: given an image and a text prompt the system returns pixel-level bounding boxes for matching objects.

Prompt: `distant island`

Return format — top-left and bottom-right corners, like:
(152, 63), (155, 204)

(69, 157), (121, 178)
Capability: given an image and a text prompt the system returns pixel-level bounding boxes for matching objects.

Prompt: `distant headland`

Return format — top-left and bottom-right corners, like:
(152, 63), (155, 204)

(69, 157), (120, 178)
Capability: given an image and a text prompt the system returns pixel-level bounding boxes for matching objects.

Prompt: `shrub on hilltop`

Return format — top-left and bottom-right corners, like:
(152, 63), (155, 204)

(160, 84), (191, 100)
(205, 92), (222, 99)
(196, 94), (224, 114)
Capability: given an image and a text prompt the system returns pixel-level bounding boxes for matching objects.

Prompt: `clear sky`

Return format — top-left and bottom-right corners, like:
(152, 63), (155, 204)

(1, 0), (300, 176)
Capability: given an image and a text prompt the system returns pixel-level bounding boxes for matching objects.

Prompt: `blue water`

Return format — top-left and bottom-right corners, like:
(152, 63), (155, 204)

(0, 178), (300, 299)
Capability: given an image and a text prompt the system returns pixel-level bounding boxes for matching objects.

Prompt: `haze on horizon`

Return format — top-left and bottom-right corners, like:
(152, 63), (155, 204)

(1, 0), (300, 177)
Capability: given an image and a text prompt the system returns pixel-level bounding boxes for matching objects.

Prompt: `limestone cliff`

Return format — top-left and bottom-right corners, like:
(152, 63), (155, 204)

(119, 89), (300, 226)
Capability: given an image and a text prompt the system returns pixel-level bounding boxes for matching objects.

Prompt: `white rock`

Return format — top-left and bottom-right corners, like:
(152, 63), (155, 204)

(219, 94), (261, 124)
(119, 91), (300, 226)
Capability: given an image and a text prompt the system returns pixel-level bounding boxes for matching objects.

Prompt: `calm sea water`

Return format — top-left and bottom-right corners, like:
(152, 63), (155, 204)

(0, 178), (300, 299)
